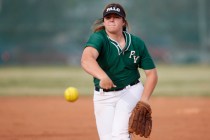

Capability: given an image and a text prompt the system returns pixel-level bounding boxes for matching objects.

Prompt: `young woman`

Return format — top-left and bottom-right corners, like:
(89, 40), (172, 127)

(81, 3), (158, 140)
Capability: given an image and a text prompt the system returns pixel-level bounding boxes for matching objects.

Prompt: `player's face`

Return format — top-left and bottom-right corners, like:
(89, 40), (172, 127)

(103, 14), (125, 34)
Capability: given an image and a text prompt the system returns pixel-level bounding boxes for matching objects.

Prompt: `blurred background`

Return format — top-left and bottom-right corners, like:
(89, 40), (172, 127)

(0, 0), (210, 65)
(0, 0), (210, 96)
(1, 1), (209, 139)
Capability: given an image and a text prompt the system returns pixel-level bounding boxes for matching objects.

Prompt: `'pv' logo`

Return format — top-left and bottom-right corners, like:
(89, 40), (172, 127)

(129, 51), (139, 63)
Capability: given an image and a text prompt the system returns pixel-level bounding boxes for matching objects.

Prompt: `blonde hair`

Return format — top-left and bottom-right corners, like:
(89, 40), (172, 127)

(92, 3), (129, 32)
(92, 18), (105, 32)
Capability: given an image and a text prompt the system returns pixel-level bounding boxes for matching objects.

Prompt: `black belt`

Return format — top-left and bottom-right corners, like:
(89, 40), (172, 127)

(95, 80), (139, 92)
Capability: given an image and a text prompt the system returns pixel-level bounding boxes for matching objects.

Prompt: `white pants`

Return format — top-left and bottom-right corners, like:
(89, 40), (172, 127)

(93, 82), (144, 140)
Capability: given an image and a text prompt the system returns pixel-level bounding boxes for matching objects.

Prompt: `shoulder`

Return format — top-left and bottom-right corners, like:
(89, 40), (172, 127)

(130, 34), (145, 46)
(125, 32), (146, 52)
(85, 30), (107, 52)
(89, 30), (106, 40)
(124, 32), (145, 45)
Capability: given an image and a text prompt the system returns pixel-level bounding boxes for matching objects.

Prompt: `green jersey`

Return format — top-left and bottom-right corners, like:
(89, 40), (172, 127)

(85, 29), (155, 89)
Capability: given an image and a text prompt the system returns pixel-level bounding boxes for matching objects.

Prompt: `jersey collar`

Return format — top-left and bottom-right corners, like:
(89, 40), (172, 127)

(107, 31), (131, 55)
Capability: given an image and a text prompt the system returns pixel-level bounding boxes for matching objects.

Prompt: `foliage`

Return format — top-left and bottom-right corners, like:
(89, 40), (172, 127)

(0, 0), (209, 65)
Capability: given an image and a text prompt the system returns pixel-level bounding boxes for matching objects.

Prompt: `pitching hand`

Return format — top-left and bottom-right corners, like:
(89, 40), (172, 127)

(99, 76), (116, 90)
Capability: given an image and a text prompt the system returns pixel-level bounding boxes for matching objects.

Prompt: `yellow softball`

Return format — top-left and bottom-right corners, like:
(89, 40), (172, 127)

(64, 87), (79, 102)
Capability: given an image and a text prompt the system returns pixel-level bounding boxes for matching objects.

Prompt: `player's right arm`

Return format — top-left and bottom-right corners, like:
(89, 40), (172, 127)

(81, 46), (116, 89)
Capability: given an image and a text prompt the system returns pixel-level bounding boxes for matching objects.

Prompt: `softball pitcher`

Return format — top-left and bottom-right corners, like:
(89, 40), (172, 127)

(81, 3), (158, 140)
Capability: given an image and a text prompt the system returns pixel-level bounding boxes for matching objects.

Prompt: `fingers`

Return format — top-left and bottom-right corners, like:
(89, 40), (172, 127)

(113, 84), (117, 88)
(99, 76), (116, 89)
(100, 82), (116, 89)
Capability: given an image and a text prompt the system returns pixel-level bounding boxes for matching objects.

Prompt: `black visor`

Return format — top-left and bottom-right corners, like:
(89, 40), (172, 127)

(103, 6), (126, 18)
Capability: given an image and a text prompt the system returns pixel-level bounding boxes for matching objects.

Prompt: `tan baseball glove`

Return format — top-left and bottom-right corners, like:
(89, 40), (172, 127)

(128, 101), (152, 138)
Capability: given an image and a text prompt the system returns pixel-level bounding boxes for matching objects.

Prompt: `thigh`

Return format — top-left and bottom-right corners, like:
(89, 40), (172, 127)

(93, 91), (117, 140)
(112, 82), (144, 139)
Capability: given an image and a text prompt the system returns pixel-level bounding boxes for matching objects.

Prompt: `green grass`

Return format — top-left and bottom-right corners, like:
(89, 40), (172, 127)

(0, 66), (93, 96)
(152, 64), (210, 96)
(0, 64), (210, 96)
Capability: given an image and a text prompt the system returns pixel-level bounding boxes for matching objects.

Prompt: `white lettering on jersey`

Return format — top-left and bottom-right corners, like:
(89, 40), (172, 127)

(129, 51), (139, 63)
(106, 7), (120, 12)
(129, 51), (135, 58)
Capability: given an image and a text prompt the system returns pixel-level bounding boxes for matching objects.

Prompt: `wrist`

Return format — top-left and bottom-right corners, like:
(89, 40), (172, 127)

(98, 74), (109, 81)
(140, 96), (150, 103)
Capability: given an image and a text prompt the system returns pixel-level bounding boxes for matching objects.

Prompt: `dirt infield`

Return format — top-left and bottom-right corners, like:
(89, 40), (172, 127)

(0, 96), (210, 140)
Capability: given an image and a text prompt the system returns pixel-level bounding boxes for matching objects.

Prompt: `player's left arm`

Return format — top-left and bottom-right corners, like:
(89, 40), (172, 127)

(140, 68), (158, 103)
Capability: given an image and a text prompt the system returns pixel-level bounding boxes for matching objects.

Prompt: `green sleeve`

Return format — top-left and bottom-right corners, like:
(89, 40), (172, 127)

(139, 44), (156, 70)
(137, 39), (156, 70)
(85, 32), (104, 53)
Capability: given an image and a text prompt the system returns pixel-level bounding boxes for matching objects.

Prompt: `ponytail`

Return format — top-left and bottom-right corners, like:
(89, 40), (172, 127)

(92, 18), (105, 32)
